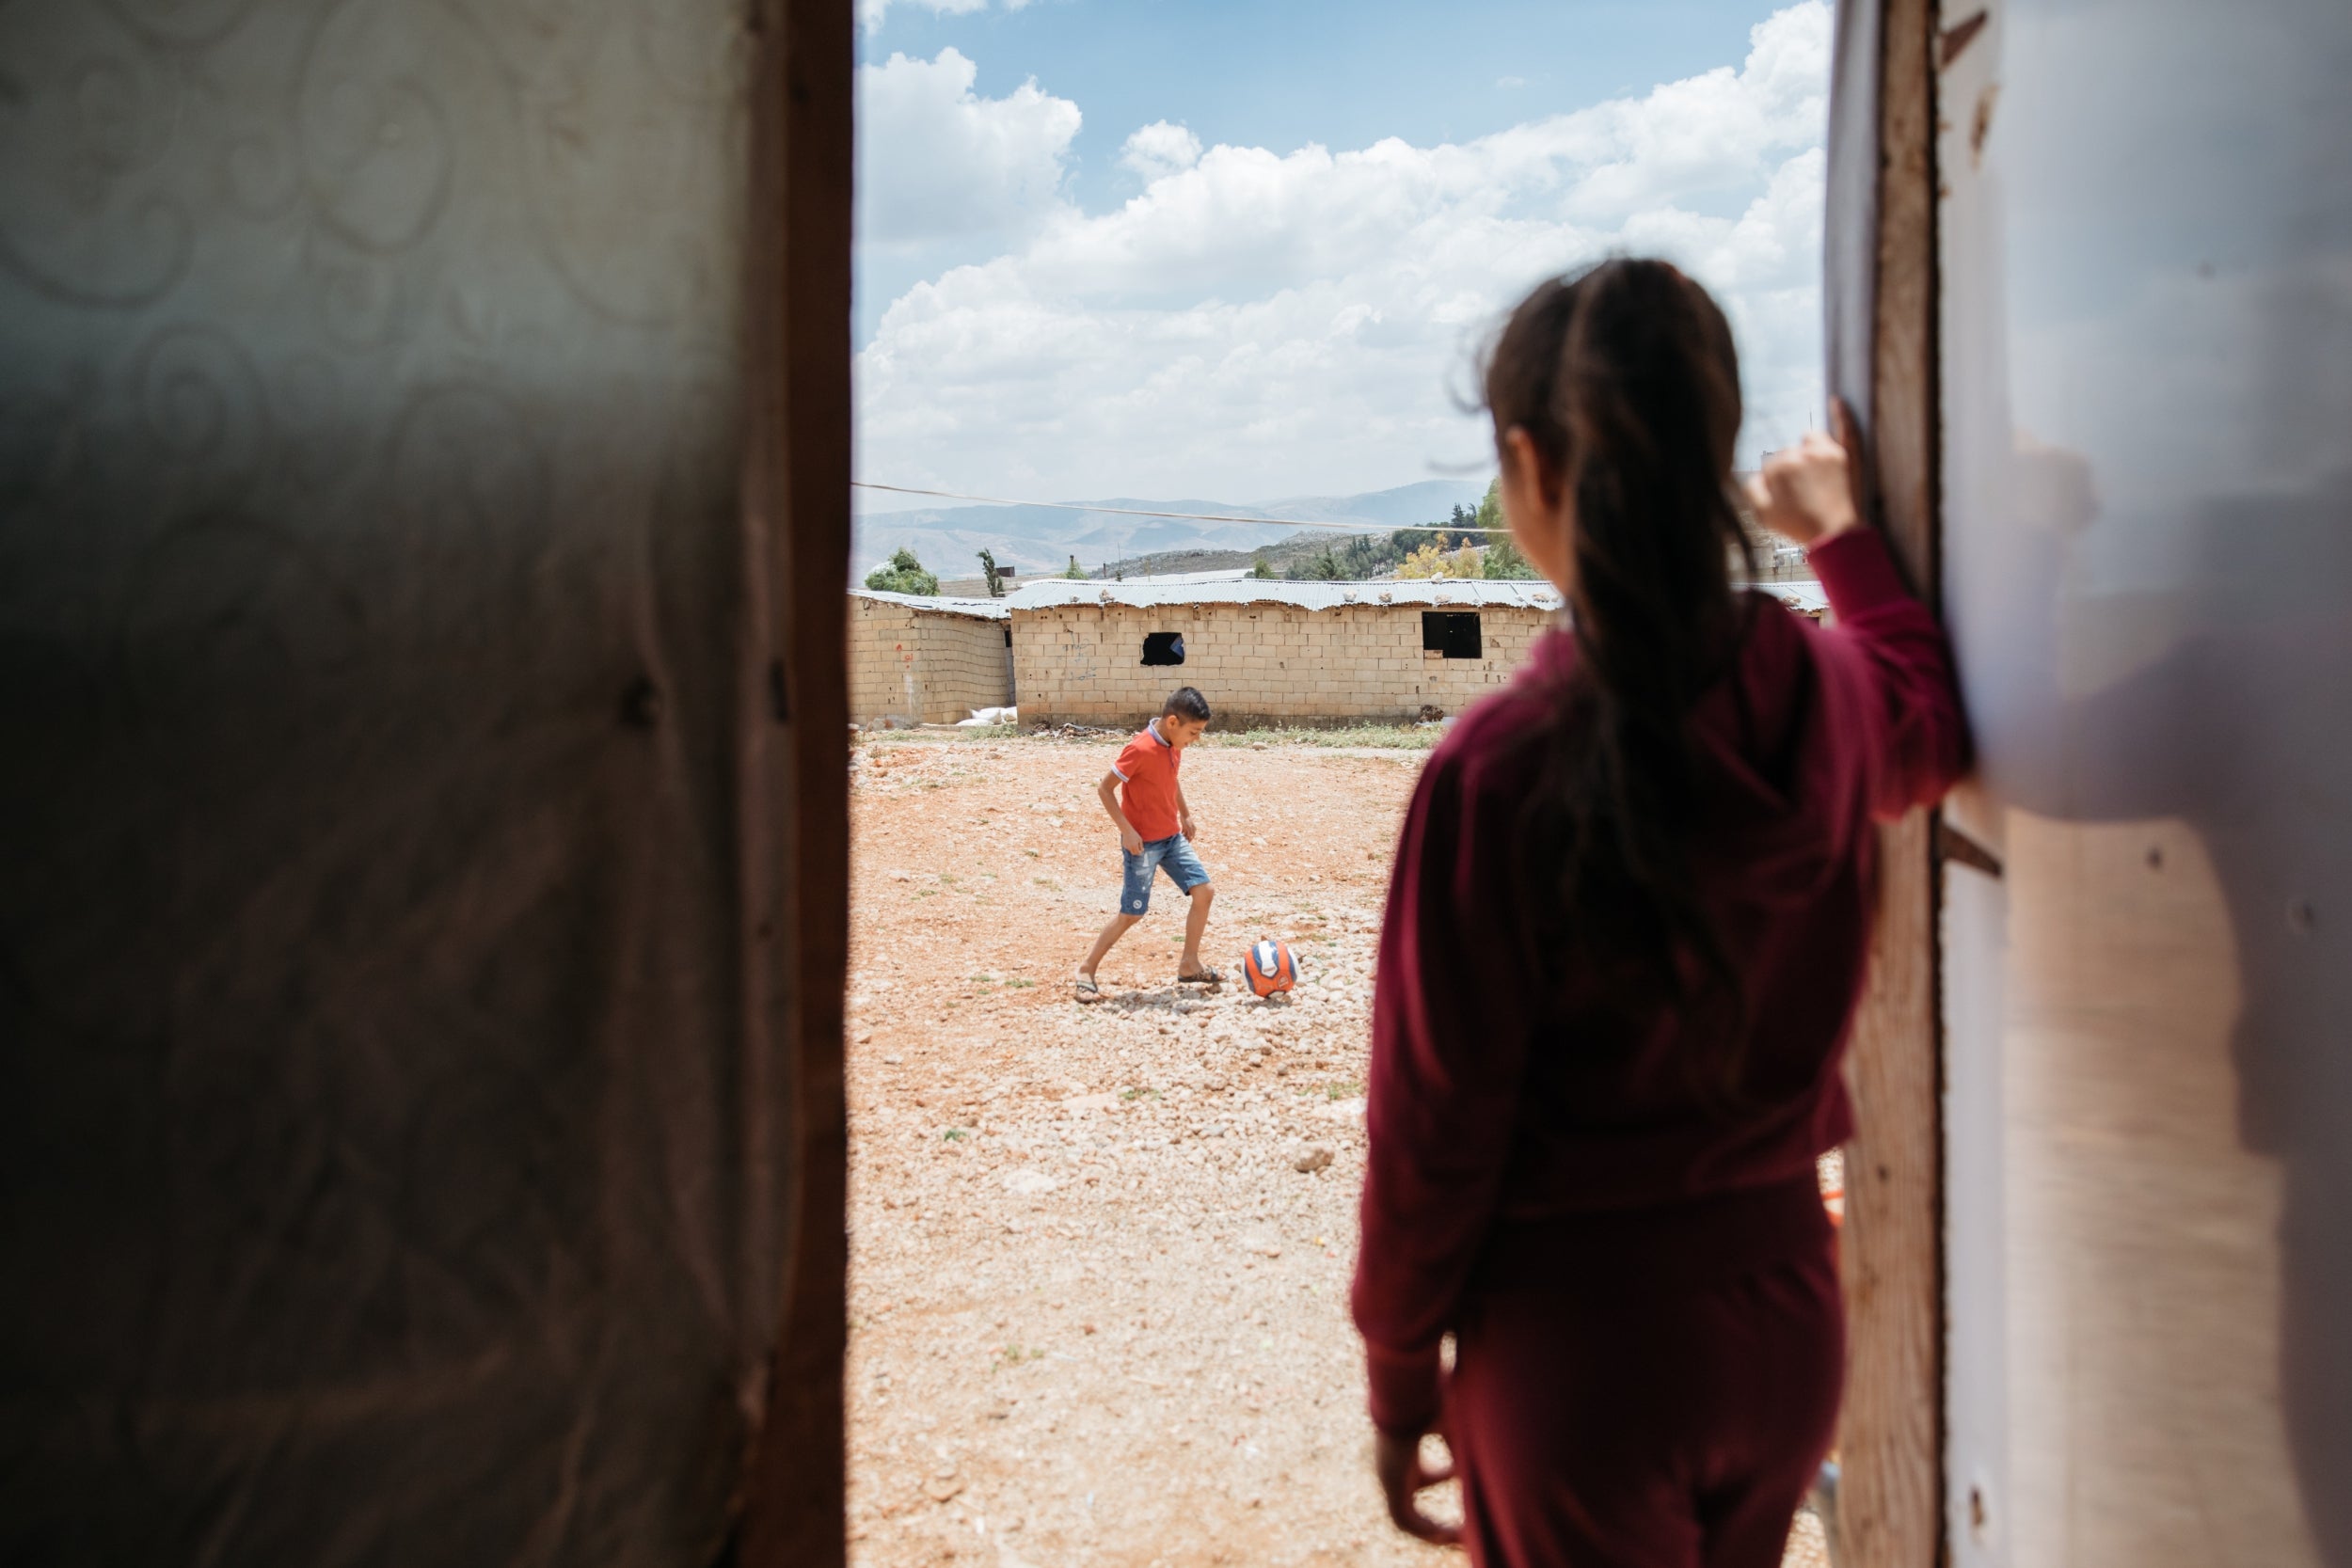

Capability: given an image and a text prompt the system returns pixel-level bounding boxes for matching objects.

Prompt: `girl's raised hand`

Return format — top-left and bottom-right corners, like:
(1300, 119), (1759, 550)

(1746, 399), (1866, 548)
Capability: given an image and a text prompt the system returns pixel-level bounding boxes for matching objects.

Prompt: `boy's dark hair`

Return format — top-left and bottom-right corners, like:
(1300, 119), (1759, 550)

(1163, 687), (1212, 721)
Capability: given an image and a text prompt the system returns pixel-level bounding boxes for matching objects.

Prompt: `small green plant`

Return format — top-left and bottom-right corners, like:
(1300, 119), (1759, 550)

(943, 1127), (969, 1141)
(864, 546), (939, 595)
(1004, 977), (1036, 990)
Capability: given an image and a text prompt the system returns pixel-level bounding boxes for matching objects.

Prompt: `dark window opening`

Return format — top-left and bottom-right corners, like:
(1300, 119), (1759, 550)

(1003, 626), (1012, 646)
(1422, 610), (1483, 659)
(1141, 631), (1186, 666)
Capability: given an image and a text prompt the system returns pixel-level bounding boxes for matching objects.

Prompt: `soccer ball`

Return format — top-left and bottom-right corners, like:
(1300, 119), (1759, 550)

(1242, 938), (1298, 998)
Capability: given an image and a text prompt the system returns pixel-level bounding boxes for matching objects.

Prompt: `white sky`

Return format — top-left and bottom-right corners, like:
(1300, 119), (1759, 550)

(854, 2), (1830, 505)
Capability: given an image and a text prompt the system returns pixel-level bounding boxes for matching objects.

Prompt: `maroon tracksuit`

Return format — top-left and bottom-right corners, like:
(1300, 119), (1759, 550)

(1352, 530), (1965, 1567)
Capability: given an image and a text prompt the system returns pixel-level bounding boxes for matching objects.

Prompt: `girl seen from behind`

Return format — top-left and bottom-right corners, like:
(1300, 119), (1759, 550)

(1352, 258), (1966, 1566)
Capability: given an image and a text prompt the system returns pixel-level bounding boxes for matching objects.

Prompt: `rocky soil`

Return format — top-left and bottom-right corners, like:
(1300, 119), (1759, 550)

(845, 733), (1833, 1568)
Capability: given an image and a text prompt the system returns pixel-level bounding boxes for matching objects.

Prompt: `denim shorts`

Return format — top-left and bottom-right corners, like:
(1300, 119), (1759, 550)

(1120, 833), (1210, 914)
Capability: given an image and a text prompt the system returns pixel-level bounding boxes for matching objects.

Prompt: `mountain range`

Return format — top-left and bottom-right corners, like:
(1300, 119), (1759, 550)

(850, 477), (1490, 584)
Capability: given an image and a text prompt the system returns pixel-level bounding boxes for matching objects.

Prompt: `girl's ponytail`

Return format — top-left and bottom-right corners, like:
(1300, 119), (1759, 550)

(1486, 259), (1756, 1093)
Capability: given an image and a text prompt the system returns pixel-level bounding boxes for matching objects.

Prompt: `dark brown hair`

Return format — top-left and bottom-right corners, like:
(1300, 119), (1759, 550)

(1164, 687), (1212, 721)
(1484, 259), (1756, 1082)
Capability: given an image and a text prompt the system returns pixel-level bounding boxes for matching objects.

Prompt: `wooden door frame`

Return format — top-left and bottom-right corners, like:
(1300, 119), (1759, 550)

(716, 2), (1963, 1558)
(1829, 0), (1949, 1563)
(739, 0), (854, 1562)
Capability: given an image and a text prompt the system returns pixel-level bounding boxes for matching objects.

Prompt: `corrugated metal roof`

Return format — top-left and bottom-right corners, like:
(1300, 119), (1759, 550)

(854, 577), (1818, 620)
(1004, 578), (1566, 613)
(849, 588), (1009, 621)
(1104, 568), (1255, 586)
(1756, 581), (1828, 614)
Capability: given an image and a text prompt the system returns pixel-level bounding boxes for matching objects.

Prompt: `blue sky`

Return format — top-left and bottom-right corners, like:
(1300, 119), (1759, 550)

(855, 0), (1829, 506)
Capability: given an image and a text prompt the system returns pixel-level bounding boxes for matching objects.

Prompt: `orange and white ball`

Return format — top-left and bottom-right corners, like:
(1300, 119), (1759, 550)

(1243, 938), (1298, 998)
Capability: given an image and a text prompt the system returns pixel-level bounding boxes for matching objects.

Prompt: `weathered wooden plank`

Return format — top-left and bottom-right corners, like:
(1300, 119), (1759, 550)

(1842, 815), (1944, 1568)
(1836, 0), (1947, 1563)
(740, 0), (855, 1561)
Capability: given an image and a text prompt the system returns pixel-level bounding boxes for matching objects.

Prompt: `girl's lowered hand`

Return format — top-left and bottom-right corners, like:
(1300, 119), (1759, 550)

(1374, 1426), (1461, 1546)
(1746, 398), (1866, 548)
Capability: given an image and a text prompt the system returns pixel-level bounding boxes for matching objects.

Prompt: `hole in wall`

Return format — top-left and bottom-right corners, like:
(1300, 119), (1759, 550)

(1141, 630), (1186, 666)
(1422, 610), (1482, 658)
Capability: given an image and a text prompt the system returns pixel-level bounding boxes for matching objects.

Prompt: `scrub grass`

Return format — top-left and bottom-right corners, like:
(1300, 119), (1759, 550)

(857, 721), (1440, 752)
(1203, 723), (1443, 752)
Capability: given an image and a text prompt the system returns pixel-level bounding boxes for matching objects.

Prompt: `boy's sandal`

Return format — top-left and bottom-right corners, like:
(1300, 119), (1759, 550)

(1073, 974), (1105, 1004)
(1176, 965), (1224, 988)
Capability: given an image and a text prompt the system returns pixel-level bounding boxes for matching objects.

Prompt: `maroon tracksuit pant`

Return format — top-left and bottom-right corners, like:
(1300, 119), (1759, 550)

(1445, 1227), (1842, 1568)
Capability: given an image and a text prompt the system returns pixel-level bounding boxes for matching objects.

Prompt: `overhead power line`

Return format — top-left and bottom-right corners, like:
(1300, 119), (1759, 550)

(851, 480), (1510, 536)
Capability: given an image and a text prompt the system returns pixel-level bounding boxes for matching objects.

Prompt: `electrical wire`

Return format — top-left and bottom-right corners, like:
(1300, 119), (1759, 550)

(850, 480), (1510, 536)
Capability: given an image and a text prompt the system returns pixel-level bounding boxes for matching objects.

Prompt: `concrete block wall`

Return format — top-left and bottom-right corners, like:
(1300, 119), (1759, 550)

(1010, 601), (1557, 730)
(848, 598), (1013, 725)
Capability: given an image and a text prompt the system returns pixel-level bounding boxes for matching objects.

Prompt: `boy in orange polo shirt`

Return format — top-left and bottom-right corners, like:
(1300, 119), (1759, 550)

(1073, 687), (1218, 1000)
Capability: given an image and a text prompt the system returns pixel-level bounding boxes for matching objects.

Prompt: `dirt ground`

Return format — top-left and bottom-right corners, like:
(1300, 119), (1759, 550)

(844, 732), (1833, 1568)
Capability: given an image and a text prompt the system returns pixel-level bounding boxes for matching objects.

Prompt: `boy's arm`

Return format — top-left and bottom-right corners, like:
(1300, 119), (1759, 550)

(1098, 770), (1144, 855)
(1175, 779), (1198, 841)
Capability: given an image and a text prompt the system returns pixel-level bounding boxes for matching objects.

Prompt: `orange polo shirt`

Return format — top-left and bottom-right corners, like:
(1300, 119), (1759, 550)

(1111, 721), (1183, 841)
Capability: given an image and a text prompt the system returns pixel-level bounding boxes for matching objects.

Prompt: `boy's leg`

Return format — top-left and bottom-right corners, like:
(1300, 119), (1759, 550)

(1177, 883), (1216, 976)
(1081, 843), (1156, 985)
(1164, 835), (1216, 980)
(1079, 911), (1141, 979)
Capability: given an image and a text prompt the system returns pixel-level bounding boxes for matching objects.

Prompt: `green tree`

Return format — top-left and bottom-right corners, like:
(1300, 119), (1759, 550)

(1482, 535), (1538, 579)
(976, 546), (1006, 597)
(1064, 554), (1088, 579)
(1249, 555), (1278, 579)
(1473, 476), (1502, 533)
(864, 546), (938, 595)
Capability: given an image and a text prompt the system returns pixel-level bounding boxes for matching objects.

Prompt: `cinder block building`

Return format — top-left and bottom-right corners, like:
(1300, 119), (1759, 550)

(847, 591), (1012, 726)
(1006, 579), (1565, 730)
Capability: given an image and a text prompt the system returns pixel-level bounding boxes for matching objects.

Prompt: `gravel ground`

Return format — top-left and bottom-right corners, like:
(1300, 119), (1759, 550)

(845, 733), (1833, 1568)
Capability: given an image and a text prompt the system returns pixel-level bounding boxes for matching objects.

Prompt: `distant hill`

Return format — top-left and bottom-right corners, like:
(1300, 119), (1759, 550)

(850, 477), (1488, 585)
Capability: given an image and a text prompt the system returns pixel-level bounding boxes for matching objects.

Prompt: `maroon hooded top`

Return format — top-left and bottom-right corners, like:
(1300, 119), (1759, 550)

(1350, 528), (1967, 1436)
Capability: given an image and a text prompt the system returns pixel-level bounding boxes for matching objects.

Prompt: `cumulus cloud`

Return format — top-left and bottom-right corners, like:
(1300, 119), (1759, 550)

(1120, 121), (1204, 182)
(857, 0), (1027, 35)
(856, 2), (1833, 500)
(857, 48), (1080, 246)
